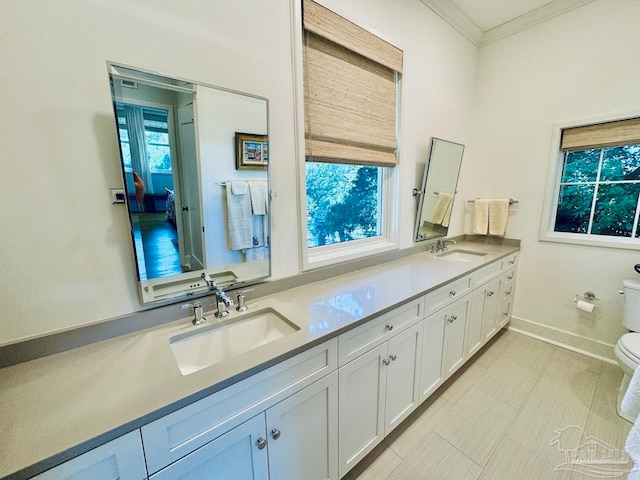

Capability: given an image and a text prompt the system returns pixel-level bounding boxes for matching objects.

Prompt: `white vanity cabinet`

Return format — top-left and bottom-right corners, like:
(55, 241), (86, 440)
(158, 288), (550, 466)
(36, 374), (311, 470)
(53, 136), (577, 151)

(419, 309), (446, 401)
(141, 339), (338, 478)
(337, 314), (423, 478)
(31, 430), (147, 480)
(498, 267), (517, 328)
(441, 294), (472, 378)
(472, 253), (519, 345)
(149, 414), (269, 480)
(151, 372), (338, 480)
(474, 277), (502, 344)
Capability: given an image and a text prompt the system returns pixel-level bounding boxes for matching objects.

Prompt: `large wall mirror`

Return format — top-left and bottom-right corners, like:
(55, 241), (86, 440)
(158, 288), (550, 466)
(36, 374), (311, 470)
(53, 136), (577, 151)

(414, 138), (464, 242)
(108, 63), (270, 304)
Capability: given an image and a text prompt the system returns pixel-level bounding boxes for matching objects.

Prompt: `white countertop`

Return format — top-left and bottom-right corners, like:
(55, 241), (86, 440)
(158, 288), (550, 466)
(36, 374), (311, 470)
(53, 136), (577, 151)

(0, 241), (518, 479)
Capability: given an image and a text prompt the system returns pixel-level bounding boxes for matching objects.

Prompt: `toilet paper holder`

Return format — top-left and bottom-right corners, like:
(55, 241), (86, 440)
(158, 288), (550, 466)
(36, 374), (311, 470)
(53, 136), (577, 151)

(573, 291), (599, 309)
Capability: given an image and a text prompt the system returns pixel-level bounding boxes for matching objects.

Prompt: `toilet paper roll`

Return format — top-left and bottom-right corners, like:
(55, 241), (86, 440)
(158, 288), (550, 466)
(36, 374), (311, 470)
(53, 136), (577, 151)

(576, 300), (595, 313)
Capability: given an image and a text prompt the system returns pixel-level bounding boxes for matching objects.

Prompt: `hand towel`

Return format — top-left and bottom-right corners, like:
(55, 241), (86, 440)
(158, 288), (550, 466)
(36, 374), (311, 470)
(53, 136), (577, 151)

(473, 199), (489, 235)
(489, 199), (510, 236)
(225, 186), (253, 250)
(228, 180), (249, 195)
(430, 192), (453, 226)
(248, 180), (268, 215)
(626, 367), (640, 479)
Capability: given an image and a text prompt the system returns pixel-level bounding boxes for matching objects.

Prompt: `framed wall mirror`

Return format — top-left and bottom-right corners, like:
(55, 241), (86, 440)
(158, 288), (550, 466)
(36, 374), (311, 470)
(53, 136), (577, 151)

(108, 63), (270, 304)
(414, 138), (464, 242)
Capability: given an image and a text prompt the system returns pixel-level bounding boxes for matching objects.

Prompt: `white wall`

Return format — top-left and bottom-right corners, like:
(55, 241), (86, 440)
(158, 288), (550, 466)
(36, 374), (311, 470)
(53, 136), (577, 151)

(197, 88), (268, 267)
(461, 0), (640, 358)
(0, 0), (477, 344)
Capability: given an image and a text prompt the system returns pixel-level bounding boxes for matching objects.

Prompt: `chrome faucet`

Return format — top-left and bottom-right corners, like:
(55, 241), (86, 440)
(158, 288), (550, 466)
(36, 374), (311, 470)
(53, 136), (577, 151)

(430, 238), (457, 253)
(201, 272), (234, 318)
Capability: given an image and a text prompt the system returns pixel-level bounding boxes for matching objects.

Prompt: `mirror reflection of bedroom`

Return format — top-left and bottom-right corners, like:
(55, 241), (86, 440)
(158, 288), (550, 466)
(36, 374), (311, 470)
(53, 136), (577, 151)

(113, 78), (205, 280)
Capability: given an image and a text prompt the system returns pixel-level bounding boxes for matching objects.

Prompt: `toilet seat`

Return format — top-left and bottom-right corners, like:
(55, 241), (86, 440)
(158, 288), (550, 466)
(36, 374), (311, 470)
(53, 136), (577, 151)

(619, 333), (640, 363)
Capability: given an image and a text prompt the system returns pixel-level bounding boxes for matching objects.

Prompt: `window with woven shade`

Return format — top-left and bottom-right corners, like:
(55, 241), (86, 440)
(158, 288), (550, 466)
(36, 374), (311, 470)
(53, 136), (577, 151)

(545, 117), (640, 247)
(302, 0), (402, 167)
(301, 0), (403, 258)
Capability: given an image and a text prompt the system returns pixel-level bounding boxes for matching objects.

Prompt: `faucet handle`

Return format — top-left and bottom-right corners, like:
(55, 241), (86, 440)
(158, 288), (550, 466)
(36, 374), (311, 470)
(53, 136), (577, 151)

(180, 300), (201, 309)
(180, 301), (206, 325)
(236, 291), (248, 312)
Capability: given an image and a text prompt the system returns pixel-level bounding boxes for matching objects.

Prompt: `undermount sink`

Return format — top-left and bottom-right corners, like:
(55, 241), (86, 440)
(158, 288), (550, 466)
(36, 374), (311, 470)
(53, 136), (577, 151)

(436, 249), (487, 263)
(170, 308), (300, 375)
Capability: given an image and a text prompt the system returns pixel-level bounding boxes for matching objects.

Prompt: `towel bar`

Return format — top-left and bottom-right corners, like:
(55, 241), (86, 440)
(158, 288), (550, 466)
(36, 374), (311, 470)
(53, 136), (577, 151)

(467, 198), (518, 205)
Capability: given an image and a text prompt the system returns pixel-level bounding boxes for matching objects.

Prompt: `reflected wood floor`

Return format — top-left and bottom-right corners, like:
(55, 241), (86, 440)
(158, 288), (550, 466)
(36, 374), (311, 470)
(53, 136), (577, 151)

(344, 330), (633, 480)
(133, 213), (182, 280)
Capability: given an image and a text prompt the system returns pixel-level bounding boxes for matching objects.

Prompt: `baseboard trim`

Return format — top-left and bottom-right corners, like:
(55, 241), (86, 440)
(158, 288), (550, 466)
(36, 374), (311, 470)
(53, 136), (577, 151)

(508, 315), (617, 365)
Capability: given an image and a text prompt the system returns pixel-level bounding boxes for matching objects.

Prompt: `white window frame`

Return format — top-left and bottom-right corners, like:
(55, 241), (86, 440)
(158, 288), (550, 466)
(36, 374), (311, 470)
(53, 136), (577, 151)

(291, 0), (400, 271)
(540, 113), (640, 250)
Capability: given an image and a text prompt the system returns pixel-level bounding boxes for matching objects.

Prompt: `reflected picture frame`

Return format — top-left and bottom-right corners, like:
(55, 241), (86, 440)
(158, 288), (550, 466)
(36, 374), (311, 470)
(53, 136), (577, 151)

(235, 132), (268, 170)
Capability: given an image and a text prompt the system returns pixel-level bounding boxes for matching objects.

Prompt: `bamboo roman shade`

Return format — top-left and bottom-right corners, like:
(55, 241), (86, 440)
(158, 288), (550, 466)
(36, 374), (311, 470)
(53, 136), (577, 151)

(561, 118), (640, 151)
(302, 0), (403, 167)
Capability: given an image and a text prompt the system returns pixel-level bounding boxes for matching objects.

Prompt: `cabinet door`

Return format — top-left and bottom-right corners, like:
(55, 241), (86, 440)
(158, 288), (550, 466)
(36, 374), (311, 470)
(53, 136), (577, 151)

(338, 343), (387, 478)
(384, 322), (423, 434)
(420, 311), (445, 401)
(150, 414), (268, 480)
(443, 296), (471, 378)
(32, 431), (146, 480)
(267, 371), (338, 480)
(467, 289), (485, 357)
(480, 277), (501, 343)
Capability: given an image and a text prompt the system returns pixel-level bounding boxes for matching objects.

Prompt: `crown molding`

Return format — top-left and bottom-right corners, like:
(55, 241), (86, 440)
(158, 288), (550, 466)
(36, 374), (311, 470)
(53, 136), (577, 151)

(420, 0), (596, 48)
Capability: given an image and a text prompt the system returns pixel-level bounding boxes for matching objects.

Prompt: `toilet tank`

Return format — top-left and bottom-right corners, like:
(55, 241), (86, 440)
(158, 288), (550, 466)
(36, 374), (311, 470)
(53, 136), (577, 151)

(623, 279), (640, 330)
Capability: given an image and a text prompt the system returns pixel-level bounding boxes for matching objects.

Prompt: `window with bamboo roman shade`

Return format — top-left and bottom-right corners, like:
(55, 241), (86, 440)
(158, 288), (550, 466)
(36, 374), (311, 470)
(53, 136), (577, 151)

(302, 0), (403, 167)
(548, 116), (640, 243)
(561, 117), (640, 151)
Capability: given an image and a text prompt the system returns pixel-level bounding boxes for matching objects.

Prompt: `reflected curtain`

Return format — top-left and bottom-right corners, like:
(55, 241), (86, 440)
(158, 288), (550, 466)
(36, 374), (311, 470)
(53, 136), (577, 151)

(124, 105), (154, 194)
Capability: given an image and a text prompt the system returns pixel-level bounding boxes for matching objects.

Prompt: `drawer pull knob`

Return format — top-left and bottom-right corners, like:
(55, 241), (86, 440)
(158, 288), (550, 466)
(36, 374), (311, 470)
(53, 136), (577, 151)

(271, 428), (281, 440)
(507, 274), (514, 280)
(383, 358), (391, 366)
(390, 353), (397, 361)
(450, 290), (456, 297)
(386, 324), (394, 331)
(510, 260), (516, 265)
(256, 437), (267, 449)
(447, 315), (457, 323)
(505, 288), (512, 296)
(487, 291), (494, 297)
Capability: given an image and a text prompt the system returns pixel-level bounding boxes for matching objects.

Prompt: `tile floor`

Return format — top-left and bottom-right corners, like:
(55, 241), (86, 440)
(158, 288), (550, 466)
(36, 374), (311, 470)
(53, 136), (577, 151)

(343, 329), (634, 480)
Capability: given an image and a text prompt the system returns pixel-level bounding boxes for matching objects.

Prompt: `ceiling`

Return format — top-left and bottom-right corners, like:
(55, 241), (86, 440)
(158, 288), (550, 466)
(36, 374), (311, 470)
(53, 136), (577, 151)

(419, 0), (596, 47)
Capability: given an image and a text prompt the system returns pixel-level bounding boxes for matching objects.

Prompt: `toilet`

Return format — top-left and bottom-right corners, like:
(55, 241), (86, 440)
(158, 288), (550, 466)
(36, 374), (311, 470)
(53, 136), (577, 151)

(614, 279), (640, 422)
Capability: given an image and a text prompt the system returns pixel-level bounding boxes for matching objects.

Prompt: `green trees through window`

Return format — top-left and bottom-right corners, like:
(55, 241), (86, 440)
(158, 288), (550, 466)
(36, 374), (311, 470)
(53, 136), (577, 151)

(306, 163), (382, 247)
(555, 145), (640, 237)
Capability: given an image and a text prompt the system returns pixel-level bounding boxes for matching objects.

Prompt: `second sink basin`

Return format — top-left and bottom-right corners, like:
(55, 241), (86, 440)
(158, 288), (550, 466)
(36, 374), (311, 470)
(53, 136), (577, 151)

(170, 308), (300, 375)
(436, 249), (487, 263)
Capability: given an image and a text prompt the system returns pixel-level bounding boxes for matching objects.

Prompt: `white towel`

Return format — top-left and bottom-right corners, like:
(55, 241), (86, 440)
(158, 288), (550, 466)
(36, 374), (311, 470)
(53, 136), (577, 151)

(430, 192), (453, 226)
(489, 199), (510, 236)
(625, 366), (640, 478)
(624, 366), (640, 421)
(248, 180), (268, 215)
(228, 180), (248, 195)
(225, 186), (253, 250)
(473, 199), (489, 234)
(242, 200), (270, 261)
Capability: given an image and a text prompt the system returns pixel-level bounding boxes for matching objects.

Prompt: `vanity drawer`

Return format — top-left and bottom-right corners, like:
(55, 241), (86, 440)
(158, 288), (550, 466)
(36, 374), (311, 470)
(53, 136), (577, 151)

(424, 275), (472, 316)
(32, 430), (146, 480)
(338, 297), (424, 366)
(473, 261), (503, 287)
(142, 338), (337, 474)
(503, 252), (519, 270)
